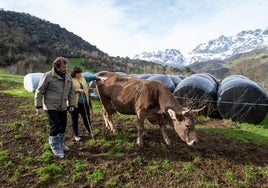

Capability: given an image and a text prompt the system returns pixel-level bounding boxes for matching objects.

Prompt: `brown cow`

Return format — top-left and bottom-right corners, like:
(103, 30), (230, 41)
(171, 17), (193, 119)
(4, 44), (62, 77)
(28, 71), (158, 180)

(96, 72), (200, 146)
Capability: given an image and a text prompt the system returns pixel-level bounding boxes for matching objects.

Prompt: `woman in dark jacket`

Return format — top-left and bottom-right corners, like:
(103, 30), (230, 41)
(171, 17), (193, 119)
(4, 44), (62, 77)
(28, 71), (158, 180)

(70, 67), (106, 141)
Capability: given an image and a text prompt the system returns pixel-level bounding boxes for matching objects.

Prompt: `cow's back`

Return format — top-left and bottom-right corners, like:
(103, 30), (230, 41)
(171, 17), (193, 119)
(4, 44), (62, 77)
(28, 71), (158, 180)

(96, 72), (164, 115)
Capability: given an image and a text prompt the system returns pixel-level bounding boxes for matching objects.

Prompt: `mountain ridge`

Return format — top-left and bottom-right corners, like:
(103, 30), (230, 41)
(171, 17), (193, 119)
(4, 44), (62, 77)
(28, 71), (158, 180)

(133, 49), (185, 68)
(134, 28), (268, 67)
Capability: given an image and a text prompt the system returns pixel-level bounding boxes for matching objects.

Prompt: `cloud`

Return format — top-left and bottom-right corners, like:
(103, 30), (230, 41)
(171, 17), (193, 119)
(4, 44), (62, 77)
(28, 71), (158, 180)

(160, 0), (268, 54)
(1, 0), (268, 57)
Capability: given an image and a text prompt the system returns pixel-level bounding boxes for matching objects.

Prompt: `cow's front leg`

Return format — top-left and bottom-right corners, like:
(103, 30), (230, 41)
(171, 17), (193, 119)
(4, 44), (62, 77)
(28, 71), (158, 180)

(160, 124), (171, 145)
(136, 119), (144, 146)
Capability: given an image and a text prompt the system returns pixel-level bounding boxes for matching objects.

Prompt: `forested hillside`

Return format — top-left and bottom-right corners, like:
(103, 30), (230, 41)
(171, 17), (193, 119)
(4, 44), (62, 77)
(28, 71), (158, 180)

(0, 10), (185, 75)
(0, 10), (105, 70)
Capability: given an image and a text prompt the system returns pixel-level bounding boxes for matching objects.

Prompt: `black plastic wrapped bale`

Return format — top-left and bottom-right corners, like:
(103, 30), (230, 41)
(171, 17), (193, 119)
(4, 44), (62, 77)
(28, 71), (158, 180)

(194, 73), (219, 89)
(130, 74), (140, 77)
(115, 72), (127, 75)
(136, 74), (155, 79)
(147, 74), (175, 92)
(23, 73), (44, 92)
(178, 75), (187, 80)
(217, 75), (268, 124)
(168, 75), (182, 88)
(173, 73), (219, 117)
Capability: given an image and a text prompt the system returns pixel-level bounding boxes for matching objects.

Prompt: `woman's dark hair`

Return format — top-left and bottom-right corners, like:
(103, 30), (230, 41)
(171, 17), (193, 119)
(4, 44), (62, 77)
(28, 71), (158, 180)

(53, 57), (68, 68)
(70, 66), (83, 78)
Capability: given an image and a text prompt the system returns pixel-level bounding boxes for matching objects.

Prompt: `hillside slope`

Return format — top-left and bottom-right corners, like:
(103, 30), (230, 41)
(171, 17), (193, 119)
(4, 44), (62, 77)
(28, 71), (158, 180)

(0, 10), (185, 75)
(0, 10), (106, 72)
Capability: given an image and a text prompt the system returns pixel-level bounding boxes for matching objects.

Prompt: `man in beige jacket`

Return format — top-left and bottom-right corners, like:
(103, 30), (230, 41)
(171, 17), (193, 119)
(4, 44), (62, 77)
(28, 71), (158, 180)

(35, 57), (75, 158)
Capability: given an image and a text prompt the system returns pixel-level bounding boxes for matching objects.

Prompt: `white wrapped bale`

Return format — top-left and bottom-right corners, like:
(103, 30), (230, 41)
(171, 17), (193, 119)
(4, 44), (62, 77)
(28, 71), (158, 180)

(23, 73), (44, 92)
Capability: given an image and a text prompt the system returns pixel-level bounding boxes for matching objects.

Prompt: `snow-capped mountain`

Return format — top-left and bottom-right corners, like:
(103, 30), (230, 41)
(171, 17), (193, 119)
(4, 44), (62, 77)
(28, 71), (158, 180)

(187, 28), (268, 64)
(133, 28), (268, 67)
(133, 49), (186, 68)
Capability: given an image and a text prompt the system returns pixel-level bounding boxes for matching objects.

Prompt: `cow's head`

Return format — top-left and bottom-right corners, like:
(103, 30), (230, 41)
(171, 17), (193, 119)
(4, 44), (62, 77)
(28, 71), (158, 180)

(167, 107), (203, 146)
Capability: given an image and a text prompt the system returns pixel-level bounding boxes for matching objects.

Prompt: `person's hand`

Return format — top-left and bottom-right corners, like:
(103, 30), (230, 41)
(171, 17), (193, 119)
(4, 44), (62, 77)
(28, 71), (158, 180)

(69, 107), (74, 112)
(76, 88), (84, 94)
(36, 108), (43, 114)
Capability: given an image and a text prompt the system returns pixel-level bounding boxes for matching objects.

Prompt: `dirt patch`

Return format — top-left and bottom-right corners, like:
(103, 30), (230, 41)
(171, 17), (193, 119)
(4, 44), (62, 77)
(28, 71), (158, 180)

(0, 80), (268, 187)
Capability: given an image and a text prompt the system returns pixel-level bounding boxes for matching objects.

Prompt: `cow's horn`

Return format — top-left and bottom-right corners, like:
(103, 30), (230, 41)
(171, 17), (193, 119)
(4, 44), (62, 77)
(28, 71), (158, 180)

(190, 106), (206, 113)
(181, 108), (191, 116)
(182, 106), (206, 115)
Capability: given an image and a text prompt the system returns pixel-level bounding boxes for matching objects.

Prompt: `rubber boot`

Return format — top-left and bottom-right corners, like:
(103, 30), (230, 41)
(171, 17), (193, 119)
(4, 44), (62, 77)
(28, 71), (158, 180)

(58, 133), (70, 152)
(49, 135), (64, 158)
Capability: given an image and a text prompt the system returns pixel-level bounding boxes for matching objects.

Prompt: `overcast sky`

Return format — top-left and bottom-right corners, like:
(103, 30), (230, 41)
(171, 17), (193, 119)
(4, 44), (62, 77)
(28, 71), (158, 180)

(1, 0), (268, 57)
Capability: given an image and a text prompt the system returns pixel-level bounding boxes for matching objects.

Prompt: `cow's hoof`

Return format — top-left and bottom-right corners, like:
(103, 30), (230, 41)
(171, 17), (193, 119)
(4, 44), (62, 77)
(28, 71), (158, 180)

(136, 143), (143, 147)
(165, 141), (171, 145)
(165, 139), (171, 145)
(136, 138), (143, 147)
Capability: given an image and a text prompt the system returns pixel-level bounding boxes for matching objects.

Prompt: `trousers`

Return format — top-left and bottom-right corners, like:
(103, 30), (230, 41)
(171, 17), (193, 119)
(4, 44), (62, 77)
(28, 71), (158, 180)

(45, 110), (67, 136)
(69, 102), (91, 136)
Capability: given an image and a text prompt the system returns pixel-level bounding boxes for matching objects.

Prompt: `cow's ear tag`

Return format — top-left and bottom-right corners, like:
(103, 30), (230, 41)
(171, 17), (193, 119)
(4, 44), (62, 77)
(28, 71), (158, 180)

(167, 109), (176, 121)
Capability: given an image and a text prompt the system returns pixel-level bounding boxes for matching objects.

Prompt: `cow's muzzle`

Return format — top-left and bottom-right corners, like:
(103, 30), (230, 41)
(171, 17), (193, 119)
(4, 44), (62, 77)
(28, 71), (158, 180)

(187, 139), (198, 146)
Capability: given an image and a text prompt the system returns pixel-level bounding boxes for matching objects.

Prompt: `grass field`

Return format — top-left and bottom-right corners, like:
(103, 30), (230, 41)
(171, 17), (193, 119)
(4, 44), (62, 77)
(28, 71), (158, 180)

(0, 73), (268, 187)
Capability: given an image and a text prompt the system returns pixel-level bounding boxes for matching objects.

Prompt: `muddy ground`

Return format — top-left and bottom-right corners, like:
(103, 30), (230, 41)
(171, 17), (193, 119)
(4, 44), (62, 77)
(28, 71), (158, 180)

(0, 81), (268, 187)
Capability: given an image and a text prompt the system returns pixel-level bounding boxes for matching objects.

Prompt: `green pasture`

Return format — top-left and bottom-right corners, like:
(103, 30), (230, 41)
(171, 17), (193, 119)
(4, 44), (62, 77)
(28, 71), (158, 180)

(0, 72), (268, 187)
(1, 72), (267, 145)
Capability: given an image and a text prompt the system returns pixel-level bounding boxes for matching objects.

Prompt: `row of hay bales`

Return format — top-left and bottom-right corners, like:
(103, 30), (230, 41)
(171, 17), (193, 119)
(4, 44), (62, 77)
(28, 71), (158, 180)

(129, 72), (268, 124)
(24, 72), (268, 124)
(152, 73), (267, 124)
